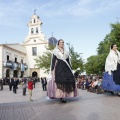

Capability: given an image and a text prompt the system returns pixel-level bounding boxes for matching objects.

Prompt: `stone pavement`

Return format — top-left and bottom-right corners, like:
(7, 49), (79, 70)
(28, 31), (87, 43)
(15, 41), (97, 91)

(0, 83), (120, 120)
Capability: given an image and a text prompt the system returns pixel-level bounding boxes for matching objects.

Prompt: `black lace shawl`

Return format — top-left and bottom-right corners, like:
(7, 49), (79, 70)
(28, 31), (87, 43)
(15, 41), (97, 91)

(51, 54), (75, 94)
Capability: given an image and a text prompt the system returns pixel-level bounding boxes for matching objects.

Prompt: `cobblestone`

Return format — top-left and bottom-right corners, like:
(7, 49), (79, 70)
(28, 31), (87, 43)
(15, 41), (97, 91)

(0, 83), (120, 120)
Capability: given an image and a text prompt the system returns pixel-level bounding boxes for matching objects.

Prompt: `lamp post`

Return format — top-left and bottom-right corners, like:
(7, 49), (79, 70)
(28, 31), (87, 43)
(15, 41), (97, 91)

(66, 42), (70, 52)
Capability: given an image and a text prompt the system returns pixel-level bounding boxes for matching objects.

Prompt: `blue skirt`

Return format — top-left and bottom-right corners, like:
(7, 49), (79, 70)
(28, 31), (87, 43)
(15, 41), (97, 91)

(102, 72), (120, 92)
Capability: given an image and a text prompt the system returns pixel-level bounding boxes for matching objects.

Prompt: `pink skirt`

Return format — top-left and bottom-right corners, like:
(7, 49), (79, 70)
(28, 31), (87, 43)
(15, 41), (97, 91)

(47, 75), (78, 98)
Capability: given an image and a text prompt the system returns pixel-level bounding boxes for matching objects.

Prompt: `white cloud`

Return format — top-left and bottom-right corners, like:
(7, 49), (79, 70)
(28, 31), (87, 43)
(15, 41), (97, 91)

(46, 0), (120, 16)
(0, 0), (120, 27)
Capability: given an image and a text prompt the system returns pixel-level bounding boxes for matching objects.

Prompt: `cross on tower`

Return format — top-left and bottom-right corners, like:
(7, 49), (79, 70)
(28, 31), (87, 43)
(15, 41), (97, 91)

(34, 9), (37, 15)
(51, 32), (54, 37)
(116, 17), (120, 22)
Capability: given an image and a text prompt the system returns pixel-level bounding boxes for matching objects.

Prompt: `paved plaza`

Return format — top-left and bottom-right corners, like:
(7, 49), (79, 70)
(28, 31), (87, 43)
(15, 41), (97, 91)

(0, 82), (120, 120)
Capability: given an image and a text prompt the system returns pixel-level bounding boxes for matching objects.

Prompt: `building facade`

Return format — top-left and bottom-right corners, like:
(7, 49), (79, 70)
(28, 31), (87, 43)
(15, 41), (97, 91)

(0, 44), (27, 78)
(0, 14), (48, 78)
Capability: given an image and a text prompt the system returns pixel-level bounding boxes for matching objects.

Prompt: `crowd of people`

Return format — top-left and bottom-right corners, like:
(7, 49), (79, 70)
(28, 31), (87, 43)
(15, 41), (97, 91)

(0, 74), (104, 102)
(0, 74), (103, 102)
(0, 76), (47, 101)
(77, 75), (103, 94)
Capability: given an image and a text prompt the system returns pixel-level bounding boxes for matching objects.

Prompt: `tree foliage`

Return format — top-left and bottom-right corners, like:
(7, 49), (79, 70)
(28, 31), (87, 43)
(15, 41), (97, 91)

(85, 54), (107, 75)
(35, 44), (84, 74)
(85, 22), (120, 75)
(69, 46), (84, 74)
(34, 44), (55, 73)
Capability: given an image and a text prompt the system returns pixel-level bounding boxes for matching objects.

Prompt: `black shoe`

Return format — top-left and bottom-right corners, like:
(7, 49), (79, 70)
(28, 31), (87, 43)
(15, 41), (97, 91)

(60, 98), (66, 103)
(62, 99), (66, 103)
(60, 98), (62, 101)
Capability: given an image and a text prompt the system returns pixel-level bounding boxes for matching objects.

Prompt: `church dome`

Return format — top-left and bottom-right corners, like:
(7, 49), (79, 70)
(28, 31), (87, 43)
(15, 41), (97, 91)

(48, 37), (58, 46)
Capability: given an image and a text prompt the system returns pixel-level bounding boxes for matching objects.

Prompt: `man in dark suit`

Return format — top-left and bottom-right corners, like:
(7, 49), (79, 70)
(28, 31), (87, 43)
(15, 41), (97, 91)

(3, 78), (6, 85)
(0, 79), (3, 90)
(16, 78), (19, 89)
(9, 78), (14, 91)
(6, 77), (9, 85)
(13, 77), (17, 94)
(41, 77), (47, 91)
(33, 77), (36, 88)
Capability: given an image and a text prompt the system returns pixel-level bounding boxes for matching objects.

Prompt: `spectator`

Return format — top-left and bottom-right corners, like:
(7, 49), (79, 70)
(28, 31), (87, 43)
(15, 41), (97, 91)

(0, 79), (3, 91)
(13, 77), (17, 94)
(22, 79), (27, 96)
(86, 78), (92, 91)
(38, 77), (40, 82)
(41, 77), (47, 91)
(3, 78), (6, 85)
(88, 79), (95, 92)
(80, 77), (85, 90)
(96, 79), (102, 94)
(90, 79), (98, 93)
(28, 78), (34, 101)
(9, 78), (14, 91)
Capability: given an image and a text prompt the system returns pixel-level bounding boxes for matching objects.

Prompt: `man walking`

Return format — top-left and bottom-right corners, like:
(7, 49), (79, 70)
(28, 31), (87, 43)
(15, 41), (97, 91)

(9, 78), (14, 91)
(28, 78), (34, 101)
(13, 77), (17, 94)
(41, 77), (47, 91)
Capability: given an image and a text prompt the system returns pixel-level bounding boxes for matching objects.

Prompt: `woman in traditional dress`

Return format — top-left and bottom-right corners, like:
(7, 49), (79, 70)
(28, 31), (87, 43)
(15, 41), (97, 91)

(47, 39), (78, 103)
(102, 44), (120, 93)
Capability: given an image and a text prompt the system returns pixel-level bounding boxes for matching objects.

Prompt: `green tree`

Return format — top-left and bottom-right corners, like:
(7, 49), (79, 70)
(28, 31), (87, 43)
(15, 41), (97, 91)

(97, 34), (111, 54)
(34, 44), (55, 73)
(69, 45), (84, 74)
(85, 22), (120, 75)
(85, 54), (107, 75)
(97, 22), (120, 54)
(35, 44), (84, 74)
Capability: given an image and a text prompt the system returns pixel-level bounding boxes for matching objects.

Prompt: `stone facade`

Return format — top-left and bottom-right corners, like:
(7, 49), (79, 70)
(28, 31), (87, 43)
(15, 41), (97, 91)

(0, 44), (27, 78)
(0, 14), (48, 78)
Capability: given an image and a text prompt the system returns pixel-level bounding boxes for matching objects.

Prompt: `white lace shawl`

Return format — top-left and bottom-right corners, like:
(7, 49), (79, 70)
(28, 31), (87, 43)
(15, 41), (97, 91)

(53, 47), (69, 60)
(105, 50), (120, 75)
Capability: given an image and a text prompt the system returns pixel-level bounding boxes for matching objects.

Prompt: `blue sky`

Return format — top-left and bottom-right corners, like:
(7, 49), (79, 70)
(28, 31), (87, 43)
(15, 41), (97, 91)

(0, 0), (120, 60)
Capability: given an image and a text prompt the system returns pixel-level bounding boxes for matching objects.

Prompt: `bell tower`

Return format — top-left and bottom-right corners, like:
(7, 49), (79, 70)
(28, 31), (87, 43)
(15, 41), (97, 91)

(23, 13), (48, 78)
(28, 15), (42, 35)
(24, 14), (46, 43)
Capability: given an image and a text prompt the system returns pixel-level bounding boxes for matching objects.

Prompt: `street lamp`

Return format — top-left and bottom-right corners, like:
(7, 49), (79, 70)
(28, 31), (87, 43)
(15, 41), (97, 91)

(66, 42), (70, 52)
(66, 43), (70, 46)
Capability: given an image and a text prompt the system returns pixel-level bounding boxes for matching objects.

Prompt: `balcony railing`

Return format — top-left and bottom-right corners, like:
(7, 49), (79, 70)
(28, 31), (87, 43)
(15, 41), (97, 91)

(4, 62), (12, 67)
(3, 61), (28, 71)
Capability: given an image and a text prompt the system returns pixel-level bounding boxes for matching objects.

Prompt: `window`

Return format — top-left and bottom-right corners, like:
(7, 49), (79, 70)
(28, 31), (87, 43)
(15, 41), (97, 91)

(32, 47), (37, 56)
(15, 57), (17, 62)
(7, 55), (9, 61)
(34, 19), (36, 23)
(31, 28), (34, 34)
(36, 27), (38, 34)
